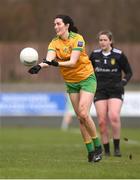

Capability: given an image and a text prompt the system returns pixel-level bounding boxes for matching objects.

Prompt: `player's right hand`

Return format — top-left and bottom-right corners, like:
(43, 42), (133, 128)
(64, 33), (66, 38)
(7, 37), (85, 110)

(28, 65), (41, 74)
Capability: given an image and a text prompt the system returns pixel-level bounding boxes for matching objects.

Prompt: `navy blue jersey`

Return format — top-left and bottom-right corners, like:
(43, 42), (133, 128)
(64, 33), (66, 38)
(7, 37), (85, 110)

(89, 48), (133, 89)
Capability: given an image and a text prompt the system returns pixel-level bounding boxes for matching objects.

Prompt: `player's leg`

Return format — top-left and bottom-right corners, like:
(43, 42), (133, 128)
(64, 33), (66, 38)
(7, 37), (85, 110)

(77, 74), (100, 142)
(66, 74), (102, 162)
(108, 98), (123, 156)
(95, 100), (110, 156)
(78, 91), (97, 137)
(77, 90), (102, 162)
(65, 81), (96, 161)
(69, 92), (102, 162)
(79, 121), (95, 162)
(69, 93), (94, 154)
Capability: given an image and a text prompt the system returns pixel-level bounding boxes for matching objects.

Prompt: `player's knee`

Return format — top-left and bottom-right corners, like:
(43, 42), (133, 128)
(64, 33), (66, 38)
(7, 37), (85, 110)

(76, 104), (90, 123)
(77, 115), (83, 123)
(109, 112), (120, 125)
(78, 110), (88, 122)
(99, 120), (107, 134)
(110, 118), (120, 130)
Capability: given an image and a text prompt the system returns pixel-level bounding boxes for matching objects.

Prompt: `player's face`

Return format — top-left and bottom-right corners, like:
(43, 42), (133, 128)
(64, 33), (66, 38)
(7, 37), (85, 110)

(99, 35), (112, 51)
(54, 18), (69, 37)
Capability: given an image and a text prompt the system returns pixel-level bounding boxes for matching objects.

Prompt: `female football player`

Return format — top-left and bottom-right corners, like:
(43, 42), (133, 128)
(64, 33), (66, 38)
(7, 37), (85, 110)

(90, 30), (133, 157)
(28, 14), (102, 162)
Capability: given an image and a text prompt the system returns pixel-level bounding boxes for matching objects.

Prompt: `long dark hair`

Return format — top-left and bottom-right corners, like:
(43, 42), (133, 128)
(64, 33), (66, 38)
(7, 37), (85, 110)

(55, 14), (78, 33)
(97, 30), (114, 48)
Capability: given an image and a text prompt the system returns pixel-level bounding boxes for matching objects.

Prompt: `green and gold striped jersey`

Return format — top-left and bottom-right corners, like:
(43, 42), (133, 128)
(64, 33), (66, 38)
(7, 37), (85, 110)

(48, 31), (94, 83)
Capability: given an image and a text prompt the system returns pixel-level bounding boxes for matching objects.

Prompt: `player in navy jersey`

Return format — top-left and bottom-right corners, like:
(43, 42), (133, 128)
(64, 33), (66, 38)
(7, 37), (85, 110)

(90, 30), (133, 157)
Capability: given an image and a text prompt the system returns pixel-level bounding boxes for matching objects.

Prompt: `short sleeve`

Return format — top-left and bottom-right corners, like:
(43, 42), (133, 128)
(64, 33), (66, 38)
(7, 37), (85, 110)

(72, 35), (85, 51)
(48, 40), (56, 52)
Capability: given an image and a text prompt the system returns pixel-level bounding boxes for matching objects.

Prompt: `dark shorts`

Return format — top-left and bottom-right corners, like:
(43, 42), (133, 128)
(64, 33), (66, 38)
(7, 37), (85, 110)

(94, 87), (124, 102)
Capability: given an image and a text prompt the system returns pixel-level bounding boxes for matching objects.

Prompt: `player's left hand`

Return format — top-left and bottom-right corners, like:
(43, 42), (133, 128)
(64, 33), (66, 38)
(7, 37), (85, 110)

(121, 79), (127, 86)
(43, 59), (59, 67)
(43, 59), (52, 65)
(51, 60), (59, 66)
(115, 79), (127, 88)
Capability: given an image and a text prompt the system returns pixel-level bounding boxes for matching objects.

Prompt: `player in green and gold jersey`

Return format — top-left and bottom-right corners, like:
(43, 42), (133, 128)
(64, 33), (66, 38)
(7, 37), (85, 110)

(28, 14), (102, 163)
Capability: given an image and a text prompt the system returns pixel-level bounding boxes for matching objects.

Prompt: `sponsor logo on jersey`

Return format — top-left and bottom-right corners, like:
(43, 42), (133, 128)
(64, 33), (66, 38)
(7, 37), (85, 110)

(77, 41), (83, 47)
(95, 59), (100, 62)
(95, 67), (118, 72)
(111, 58), (116, 65)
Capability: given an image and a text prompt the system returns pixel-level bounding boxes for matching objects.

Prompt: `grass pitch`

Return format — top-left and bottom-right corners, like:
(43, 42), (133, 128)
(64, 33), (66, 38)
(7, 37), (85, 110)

(0, 127), (140, 179)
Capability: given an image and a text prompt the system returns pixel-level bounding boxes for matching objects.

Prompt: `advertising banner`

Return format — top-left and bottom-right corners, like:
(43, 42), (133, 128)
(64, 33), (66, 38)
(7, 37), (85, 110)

(0, 92), (139, 117)
(0, 92), (66, 116)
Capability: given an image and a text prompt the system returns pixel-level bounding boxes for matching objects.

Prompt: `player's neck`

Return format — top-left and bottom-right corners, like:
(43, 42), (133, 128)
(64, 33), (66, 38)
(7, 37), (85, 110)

(60, 31), (69, 40)
(102, 46), (112, 53)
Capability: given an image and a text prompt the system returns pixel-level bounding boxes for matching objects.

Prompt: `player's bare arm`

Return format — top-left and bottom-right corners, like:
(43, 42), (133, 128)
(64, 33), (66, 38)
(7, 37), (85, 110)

(59, 50), (81, 67)
(40, 50), (56, 68)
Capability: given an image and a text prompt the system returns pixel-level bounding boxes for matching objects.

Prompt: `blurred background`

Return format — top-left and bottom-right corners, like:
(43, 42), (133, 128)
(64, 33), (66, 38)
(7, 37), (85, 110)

(0, 0), (140, 128)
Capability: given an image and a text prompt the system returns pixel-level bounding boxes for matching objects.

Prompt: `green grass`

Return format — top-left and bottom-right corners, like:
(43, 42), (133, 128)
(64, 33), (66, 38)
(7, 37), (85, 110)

(0, 127), (140, 179)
